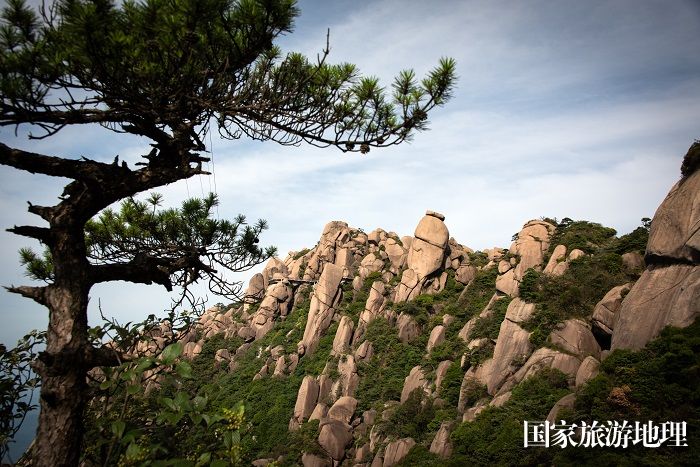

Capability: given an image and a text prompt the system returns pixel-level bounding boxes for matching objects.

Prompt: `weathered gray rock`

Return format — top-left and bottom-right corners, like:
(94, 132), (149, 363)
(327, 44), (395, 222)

(549, 319), (601, 360)
(244, 272), (267, 302)
(612, 264), (699, 350)
(429, 422), (454, 458)
(301, 453), (331, 467)
(394, 268), (420, 303)
(331, 316), (354, 356)
(396, 313), (420, 343)
(646, 167), (700, 263)
(407, 238), (445, 280)
(495, 268), (519, 296)
(272, 355), (287, 377)
(505, 298), (535, 324)
(355, 340), (374, 362)
(359, 253), (385, 281)
(455, 264), (477, 285)
(622, 252), (645, 271)
(485, 319), (532, 394)
(263, 257), (289, 280)
(546, 393), (577, 423)
(575, 356), (601, 387)
(568, 249), (585, 261)
(512, 220), (556, 280)
(309, 403), (328, 422)
(293, 376), (320, 423)
(318, 419), (353, 460)
(544, 245), (567, 275)
(383, 438), (415, 467)
(301, 263), (344, 354)
(489, 390), (512, 407)
(502, 348), (582, 392)
(401, 366), (429, 403)
(385, 237), (407, 269)
(462, 401), (487, 422)
(359, 281), (386, 336)
(434, 360), (452, 393)
(183, 341), (203, 359)
(302, 222), (350, 281)
(355, 443), (372, 463)
(498, 260), (512, 274)
(426, 325), (446, 353)
(214, 349), (230, 368)
(337, 355), (360, 397)
(328, 396), (357, 425)
(592, 283), (633, 336)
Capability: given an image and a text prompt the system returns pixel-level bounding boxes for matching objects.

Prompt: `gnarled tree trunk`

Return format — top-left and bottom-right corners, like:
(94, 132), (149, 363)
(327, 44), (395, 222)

(33, 226), (91, 466)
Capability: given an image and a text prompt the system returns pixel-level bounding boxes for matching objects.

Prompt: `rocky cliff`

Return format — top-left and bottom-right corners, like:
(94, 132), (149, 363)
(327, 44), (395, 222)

(137, 143), (699, 466)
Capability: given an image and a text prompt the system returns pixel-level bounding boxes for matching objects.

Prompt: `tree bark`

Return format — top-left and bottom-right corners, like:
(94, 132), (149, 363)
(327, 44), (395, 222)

(32, 226), (91, 467)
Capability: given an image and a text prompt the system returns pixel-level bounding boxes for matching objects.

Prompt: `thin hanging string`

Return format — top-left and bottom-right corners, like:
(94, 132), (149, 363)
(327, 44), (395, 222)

(208, 122), (221, 219)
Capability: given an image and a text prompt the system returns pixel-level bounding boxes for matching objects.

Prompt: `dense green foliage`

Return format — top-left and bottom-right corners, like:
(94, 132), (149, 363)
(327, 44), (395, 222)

(355, 318), (425, 411)
(377, 389), (436, 442)
(521, 254), (630, 348)
(0, 332), (42, 460)
(547, 219), (617, 255)
(450, 368), (570, 466)
(469, 296), (511, 341)
(73, 215), (698, 466)
(551, 320), (700, 466)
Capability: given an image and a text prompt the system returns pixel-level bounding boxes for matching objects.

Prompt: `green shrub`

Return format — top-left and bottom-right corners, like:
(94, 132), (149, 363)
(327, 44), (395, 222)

(552, 319), (700, 465)
(467, 251), (489, 268)
(470, 297), (511, 340)
(379, 389), (436, 442)
(462, 340), (495, 368)
(451, 368), (569, 466)
(440, 362), (464, 407)
(356, 318), (425, 411)
(518, 269), (542, 302)
(461, 378), (488, 408)
(429, 338), (466, 364)
(522, 254), (629, 347)
(292, 248), (311, 260)
(395, 444), (442, 466)
(548, 220), (617, 255)
(612, 226), (649, 255)
(454, 268), (498, 320)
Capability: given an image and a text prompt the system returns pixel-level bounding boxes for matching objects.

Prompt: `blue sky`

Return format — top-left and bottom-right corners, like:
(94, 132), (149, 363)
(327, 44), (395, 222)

(2, 0), (699, 341)
(1, 0), (699, 458)
(1, 2), (700, 455)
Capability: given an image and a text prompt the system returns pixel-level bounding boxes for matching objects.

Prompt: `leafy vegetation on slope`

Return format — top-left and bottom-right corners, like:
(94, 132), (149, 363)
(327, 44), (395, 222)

(76, 216), (687, 466)
(521, 219), (647, 348)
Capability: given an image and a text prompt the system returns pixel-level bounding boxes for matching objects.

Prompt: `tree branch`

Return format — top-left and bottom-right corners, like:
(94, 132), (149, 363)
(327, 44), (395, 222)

(89, 253), (217, 291)
(0, 142), (128, 181)
(7, 225), (52, 244)
(5, 285), (48, 306)
(86, 344), (124, 368)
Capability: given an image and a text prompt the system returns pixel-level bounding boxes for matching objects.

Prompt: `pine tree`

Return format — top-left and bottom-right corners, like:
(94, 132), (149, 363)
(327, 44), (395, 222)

(0, 0), (456, 464)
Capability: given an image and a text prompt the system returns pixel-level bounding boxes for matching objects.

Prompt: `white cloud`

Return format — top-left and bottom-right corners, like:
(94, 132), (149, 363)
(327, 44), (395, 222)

(1, 0), (700, 346)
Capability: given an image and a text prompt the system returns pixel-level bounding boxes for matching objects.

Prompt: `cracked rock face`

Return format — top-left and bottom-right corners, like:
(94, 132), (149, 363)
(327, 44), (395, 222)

(496, 220), (555, 297)
(395, 211), (450, 302)
(549, 319), (601, 360)
(612, 161), (700, 351)
(383, 438), (415, 467)
(401, 366), (429, 403)
(591, 283), (633, 336)
(646, 166), (700, 263)
(301, 263), (344, 355)
(612, 264), (699, 350)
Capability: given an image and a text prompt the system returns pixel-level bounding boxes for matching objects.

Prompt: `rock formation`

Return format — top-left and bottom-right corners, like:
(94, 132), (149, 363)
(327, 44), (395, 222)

(612, 143), (700, 350)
